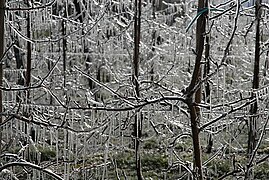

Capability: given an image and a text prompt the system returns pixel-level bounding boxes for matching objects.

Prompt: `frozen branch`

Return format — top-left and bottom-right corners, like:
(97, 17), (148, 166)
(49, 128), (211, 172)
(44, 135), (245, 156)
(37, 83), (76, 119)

(0, 162), (63, 180)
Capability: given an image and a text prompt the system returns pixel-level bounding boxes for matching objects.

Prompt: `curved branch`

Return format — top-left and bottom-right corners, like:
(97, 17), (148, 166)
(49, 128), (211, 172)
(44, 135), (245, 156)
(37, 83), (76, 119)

(199, 98), (256, 131)
(0, 162), (63, 180)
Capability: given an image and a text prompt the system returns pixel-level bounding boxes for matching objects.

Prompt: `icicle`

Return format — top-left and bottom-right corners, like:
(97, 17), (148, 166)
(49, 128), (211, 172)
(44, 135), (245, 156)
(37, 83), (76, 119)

(83, 131), (87, 180)
(67, 162), (70, 180)
(69, 111), (75, 180)
(64, 128), (68, 180)
(120, 112), (124, 147)
(74, 132), (78, 179)
(49, 128), (53, 149)
(102, 142), (109, 179)
(55, 127), (59, 172)
(111, 113), (114, 136)
(217, 65), (219, 99)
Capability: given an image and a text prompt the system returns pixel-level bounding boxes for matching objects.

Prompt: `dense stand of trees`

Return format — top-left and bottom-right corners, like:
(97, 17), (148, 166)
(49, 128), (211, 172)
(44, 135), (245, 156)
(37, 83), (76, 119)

(0, 0), (269, 179)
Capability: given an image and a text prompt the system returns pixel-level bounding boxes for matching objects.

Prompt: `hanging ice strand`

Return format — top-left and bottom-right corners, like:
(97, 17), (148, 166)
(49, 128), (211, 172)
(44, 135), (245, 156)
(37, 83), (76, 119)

(63, 122), (68, 180)
(102, 119), (111, 180)
(69, 110), (75, 179)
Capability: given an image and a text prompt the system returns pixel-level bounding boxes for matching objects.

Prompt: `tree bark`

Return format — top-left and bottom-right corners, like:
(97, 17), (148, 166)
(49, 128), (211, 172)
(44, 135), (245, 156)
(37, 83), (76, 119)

(25, 10), (31, 88)
(133, 0), (143, 179)
(133, 0), (141, 98)
(13, 40), (24, 86)
(248, 0), (261, 157)
(248, 0), (261, 153)
(204, 36), (210, 103)
(150, 0), (156, 82)
(61, 9), (67, 100)
(185, 0), (207, 179)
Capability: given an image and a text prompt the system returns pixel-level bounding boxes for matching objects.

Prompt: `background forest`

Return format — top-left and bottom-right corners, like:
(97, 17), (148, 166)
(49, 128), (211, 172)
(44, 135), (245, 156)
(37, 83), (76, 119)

(0, 0), (269, 179)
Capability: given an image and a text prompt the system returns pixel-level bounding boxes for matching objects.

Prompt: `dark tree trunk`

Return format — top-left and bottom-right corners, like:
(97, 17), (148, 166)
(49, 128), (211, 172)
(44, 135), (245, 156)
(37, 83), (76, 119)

(248, 0), (261, 156)
(61, 10), (67, 97)
(133, 0), (143, 179)
(185, 0), (207, 179)
(25, 12), (31, 88)
(133, 0), (141, 98)
(14, 41), (24, 86)
(204, 36), (210, 103)
(150, 0), (156, 82)
(9, 12), (25, 100)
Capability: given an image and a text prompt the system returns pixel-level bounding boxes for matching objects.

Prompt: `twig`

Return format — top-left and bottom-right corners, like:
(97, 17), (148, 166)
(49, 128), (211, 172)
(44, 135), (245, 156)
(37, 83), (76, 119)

(199, 98), (256, 131)
(0, 162), (63, 180)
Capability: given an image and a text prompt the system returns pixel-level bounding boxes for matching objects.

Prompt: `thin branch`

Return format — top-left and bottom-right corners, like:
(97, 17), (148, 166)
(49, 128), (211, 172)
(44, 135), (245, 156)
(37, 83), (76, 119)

(199, 98), (256, 131)
(218, 169), (242, 180)
(74, 66), (135, 108)
(0, 162), (63, 180)
(0, 42), (15, 63)
(0, 57), (60, 91)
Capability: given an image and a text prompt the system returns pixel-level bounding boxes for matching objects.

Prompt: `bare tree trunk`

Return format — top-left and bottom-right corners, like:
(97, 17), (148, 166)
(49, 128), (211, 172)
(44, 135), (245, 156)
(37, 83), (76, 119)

(248, 0), (261, 158)
(9, 13), (25, 99)
(185, 0), (207, 179)
(25, 7), (32, 134)
(204, 36), (210, 103)
(9, 13), (24, 86)
(244, 1), (262, 179)
(62, 10), (67, 98)
(150, 0), (156, 82)
(248, 0), (261, 154)
(0, 0), (4, 154)
(25, 10), (31, 88)
(14, 40), (24, 86)
(133, 0), (143, 179)
(133, 0), (141, 97)
(23, 1), (33, 161)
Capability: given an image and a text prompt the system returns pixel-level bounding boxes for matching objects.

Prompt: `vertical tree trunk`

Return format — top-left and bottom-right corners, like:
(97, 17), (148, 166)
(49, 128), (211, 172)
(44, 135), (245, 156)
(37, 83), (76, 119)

(150, 0), (156, 82)
(133, 0), (143, 179)
(14, 40), (24, 87)
(204, 36), (210, 103)
(133, 0), (141, 97)
(23, 1), (32, 161)
(9, 13), (25, 99)
(248, 0), (261, 156)
(62, 11), (67, 97)
(24, 0), (32, 100)
(9, 12), (24, 86)
(0, 0), (5, 154)
(25, 10), (31, 88)
(185, 0), (207, 179)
